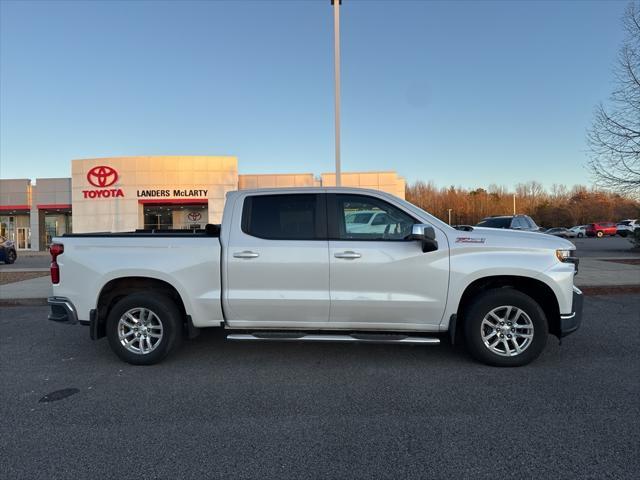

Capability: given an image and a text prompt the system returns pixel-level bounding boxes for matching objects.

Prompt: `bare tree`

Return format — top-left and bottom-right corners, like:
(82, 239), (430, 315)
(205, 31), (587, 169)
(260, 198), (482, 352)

(515, 181), (544, 212)
(588, 2), (640, 198)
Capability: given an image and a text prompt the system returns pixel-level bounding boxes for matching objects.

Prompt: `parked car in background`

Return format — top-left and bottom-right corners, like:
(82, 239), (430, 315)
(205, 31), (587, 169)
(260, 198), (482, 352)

(0, 236), (17, 264)
(616, 219), (639, 237)
(476, 215), (541, 232)
(344, 210), (402, 235)
(545, 227), (576, 239)
(569, 226), (587, 238)
(585, 222), (617, 238)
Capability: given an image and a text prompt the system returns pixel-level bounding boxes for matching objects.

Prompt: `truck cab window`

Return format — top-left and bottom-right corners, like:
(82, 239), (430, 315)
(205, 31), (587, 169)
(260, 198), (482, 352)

(242, 194), (323, 240)
(334, 194), (415, 240)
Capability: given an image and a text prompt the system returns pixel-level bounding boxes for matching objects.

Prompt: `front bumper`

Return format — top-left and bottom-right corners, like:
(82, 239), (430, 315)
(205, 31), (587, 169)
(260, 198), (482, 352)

(559, 286), (583, 337)
(47, 297), (79, 325)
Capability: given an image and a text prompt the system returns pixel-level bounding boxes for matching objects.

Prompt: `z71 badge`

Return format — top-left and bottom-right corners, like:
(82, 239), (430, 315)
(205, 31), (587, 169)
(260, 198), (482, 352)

(456, 237), (486, 244)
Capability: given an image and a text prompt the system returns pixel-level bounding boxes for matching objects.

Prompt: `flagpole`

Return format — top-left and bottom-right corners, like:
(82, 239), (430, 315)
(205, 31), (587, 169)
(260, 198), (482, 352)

(332, 0), (342, 186)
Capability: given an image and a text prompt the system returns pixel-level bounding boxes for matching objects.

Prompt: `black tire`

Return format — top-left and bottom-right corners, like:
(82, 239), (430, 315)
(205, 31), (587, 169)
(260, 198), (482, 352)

(463, 289), (548, 367)
(5, 249), (16, 264)
(618, 231), (627, 237)
(577, 233), (583, 238)
(106, 292), (183, 365)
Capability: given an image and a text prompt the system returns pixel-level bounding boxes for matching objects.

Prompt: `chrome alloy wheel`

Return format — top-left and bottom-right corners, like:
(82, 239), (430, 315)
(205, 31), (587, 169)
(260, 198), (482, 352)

(480, 306), (534, 357)
(117, 307), (164, 355)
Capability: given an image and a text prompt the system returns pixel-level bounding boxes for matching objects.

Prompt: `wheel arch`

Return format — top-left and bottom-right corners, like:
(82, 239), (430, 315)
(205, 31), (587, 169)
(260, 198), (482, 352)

(454, 275), (561, 342)
(94, 276), (187, 339)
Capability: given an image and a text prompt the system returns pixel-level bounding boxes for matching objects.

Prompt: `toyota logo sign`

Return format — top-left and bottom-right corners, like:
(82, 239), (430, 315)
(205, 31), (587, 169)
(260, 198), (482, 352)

(187, 211), (202, 222)
(87, 166), (118, 188)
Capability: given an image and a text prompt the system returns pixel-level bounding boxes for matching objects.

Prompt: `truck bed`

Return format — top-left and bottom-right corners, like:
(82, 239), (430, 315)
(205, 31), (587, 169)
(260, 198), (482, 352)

(52, 231), (224, 327)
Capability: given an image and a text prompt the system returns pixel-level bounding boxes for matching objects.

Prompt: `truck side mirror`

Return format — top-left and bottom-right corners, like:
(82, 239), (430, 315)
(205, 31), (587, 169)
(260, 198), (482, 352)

(410, 224), (438, 253)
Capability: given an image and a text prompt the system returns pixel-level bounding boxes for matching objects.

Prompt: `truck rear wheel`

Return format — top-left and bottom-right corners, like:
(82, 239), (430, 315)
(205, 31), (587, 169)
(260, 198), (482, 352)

(106, 292), (182, 365)
(463, 289), (548, 367)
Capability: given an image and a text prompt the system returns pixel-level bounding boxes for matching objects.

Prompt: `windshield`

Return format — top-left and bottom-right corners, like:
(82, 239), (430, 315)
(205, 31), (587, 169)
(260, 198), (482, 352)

(476, 217), (511, 228)
(618, 221), (631, 226)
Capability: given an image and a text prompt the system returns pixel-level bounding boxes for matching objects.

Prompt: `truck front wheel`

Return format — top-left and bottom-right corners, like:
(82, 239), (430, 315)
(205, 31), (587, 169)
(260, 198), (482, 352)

(106, 292), (182, 365)
(463, 289), (548, 367)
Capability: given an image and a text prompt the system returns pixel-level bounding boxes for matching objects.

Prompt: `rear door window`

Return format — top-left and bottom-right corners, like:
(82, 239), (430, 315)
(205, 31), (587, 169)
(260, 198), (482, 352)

(242, 194), (326, 240)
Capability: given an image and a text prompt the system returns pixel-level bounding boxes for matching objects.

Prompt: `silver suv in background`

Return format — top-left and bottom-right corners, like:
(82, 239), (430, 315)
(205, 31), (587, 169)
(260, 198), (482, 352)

(616, 219), (639, 237)
(476, 215), (541, 232)
(569, 226), (587, 238)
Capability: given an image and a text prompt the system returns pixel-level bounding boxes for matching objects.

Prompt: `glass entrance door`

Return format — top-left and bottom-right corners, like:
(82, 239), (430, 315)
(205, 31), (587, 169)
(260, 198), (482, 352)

(16, 227), (31, 250)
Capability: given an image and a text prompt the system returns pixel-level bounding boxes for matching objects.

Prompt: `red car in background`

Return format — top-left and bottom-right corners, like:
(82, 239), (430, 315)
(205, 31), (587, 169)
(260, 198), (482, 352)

(585, 222), (617, 238)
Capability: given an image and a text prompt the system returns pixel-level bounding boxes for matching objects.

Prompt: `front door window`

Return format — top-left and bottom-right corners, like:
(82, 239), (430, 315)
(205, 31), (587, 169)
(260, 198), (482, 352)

(335, 194), (415, 240)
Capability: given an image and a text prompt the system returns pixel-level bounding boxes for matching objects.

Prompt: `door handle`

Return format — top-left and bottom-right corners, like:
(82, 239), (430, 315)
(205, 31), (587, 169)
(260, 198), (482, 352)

(334, 251), (361, 259)
(233, 251), (260, 259)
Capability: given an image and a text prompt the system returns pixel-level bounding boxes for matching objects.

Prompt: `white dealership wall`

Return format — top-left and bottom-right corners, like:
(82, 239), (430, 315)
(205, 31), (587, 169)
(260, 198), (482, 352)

(72, 156), (238, 233)
(2, 156), (407, 246)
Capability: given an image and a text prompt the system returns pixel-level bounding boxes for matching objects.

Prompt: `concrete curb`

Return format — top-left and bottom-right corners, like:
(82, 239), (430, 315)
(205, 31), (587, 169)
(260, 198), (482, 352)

(1, 285), (638, 308)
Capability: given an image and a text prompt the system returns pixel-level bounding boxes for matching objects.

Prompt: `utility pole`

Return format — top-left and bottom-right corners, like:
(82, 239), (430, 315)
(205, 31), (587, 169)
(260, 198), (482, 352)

(448, 208), (452, 225)
(513, 194), (516, 215)
(331, 0), (342, 186)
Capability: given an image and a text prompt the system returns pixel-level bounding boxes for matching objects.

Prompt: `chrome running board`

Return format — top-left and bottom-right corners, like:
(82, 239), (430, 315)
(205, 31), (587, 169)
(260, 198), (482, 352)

(226, 333), (440, 345)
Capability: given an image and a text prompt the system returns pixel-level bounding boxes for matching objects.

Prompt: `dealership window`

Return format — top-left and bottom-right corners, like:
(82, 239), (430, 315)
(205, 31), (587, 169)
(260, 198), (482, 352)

(0, 214), (31, 249)
(143, 204), (208, 230)
(44, 213), (72, 246)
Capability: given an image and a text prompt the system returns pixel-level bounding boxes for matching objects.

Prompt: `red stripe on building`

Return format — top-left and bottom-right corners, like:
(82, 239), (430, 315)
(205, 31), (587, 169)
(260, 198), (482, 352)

(37, 204), (72, 210)
(0, 205), (30, 211)
(137, 199), (208, 205)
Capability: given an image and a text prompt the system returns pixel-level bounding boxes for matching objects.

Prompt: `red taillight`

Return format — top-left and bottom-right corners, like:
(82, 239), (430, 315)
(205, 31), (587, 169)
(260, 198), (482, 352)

(50, 263), (60, 284)
(50, 243), (64, 284)
(50, 243), (64, 258)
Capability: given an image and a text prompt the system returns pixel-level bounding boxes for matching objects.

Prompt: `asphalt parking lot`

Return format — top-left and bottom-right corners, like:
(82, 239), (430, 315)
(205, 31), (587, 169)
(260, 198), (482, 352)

(1, 295), (638, 479)
(570, 235), (638, 258)
(0, 253), (49, 270)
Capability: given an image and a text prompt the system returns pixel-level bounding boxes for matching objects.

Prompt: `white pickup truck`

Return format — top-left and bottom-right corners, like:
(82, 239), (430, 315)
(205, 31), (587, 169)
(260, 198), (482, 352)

(48, 188), (582, 367)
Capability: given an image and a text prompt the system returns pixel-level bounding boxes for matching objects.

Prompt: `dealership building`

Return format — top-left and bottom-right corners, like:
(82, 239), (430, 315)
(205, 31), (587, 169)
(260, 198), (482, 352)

(0, 156), (406, 251)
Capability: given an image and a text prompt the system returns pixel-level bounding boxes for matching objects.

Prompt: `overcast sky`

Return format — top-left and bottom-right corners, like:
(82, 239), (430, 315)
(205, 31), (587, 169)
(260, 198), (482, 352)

(0, 0), (628, 190)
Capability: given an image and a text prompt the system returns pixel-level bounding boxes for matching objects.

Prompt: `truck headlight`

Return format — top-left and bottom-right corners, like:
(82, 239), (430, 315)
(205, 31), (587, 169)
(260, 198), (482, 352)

(555, 249), (573, 262)
(556, 249), (579, 274)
